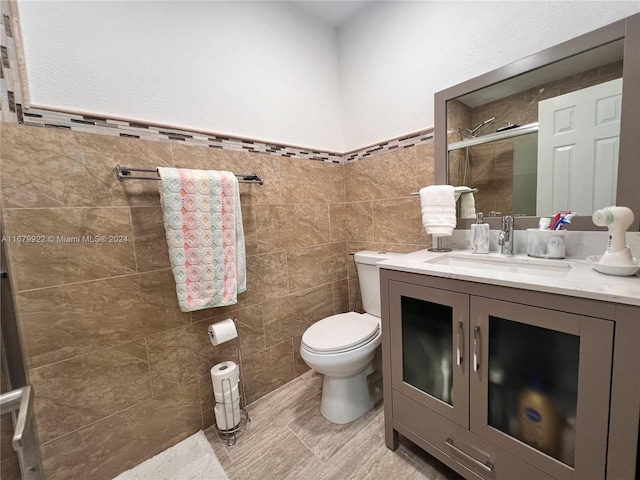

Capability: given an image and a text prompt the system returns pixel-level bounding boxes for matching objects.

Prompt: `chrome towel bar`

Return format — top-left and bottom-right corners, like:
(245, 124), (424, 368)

(116, 165), (264, 185)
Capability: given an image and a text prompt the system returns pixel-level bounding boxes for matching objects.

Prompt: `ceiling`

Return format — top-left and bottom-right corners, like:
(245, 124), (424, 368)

(291, 1), (370, 28)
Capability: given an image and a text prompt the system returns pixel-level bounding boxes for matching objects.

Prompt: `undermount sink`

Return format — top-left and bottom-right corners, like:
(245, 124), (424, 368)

(424, 254), (574, 278)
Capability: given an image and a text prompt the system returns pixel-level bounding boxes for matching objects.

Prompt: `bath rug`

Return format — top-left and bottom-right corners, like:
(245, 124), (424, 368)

(113, 430), (228, 480)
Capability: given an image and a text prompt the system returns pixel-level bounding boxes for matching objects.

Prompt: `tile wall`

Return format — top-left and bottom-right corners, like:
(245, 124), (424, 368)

(2, 122), (424, 479)
(344, 142), (436, 296)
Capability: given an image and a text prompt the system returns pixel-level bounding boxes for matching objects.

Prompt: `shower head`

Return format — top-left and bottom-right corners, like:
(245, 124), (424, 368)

(467, 116), (496, 137)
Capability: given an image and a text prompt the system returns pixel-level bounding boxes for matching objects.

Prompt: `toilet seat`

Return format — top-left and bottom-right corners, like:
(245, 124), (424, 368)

(302, 312), (379, 354)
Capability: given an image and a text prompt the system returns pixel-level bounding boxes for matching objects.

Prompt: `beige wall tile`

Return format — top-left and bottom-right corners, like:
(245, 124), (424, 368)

(31, 341), (151, 444)
(262, 283), (334, 348)
(130, 206), (170, 272)
(1, 124), (83, 208)
(240, 201), (258, 256)
(329, 203), (346, 242)
(40, 382), (201, 480)
(193, 304), (265, 358)
(0, 455), (21, 480)
(346, 201), (373, 242)
(198, 374), (216, 429)
(3, 207), (136, 291)
(171, 148), (282, 206)
(416, 141), (435, 188)
(346, 241), (419, 278)
(0, 125), (172, 209)
(0, 413), (16, 464)
(179, 251), (289, 320)
(373, 197), (428, 245)
(333, 277), (350, 314)
(171, 143), (248, 171)
(292, 334), (311, 377)
(243, 340), (294, 404)
(280, 157), (344, 204)
(255, 203), (330, 253)
(243, 251), (289, 306)
(16, 270), (189, 369)
(286, 242), (346, 293)
(81, 133), (172, 207)
(345, 148), (417, 202)
(146, 321), (222, 396)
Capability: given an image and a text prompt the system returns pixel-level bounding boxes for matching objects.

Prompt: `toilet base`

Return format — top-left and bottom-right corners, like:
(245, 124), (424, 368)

(320, 364), (375, 424)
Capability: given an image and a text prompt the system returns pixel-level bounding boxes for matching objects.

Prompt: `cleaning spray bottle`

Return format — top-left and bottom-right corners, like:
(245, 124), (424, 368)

(592, 206), (635, 266)
(517, 373), (562, 458)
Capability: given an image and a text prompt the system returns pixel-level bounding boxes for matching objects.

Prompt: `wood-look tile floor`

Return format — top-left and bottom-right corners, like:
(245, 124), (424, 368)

(204, 371), (464, 480)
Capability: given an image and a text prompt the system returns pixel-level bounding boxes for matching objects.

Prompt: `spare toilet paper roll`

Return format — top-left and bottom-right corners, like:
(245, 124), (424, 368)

(214, 399), (241, 430)
(208, 318), (238, 346)
(214, 383), (239, 404)
(210, 361), (239, 395)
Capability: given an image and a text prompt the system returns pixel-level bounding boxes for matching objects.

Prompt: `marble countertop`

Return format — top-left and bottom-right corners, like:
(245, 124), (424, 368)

(377, 249), (640, 306)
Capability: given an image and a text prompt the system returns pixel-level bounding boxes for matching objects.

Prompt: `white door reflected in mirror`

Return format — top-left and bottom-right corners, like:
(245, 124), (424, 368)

(537, 78), (622, 216)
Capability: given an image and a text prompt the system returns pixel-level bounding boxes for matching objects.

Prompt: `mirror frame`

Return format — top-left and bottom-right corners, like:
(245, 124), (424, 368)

(435, 13), (640, 231)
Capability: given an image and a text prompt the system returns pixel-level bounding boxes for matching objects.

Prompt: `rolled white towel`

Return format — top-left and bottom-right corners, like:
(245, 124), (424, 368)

(459, 191), (476, 219)
(420, 185), (456, 236)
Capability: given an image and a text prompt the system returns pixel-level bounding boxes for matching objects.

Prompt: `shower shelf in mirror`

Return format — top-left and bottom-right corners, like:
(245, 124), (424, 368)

(448, 122), (539, 151)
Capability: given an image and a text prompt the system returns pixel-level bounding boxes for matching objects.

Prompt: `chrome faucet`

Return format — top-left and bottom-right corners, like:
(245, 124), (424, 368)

(498, 216), (514, 255)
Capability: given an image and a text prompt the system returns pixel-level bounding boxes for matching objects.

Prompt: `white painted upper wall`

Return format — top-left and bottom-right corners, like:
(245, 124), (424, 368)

(17, 0), (344, 151)
(338, 1), (640, 151)
(16, 1), (640, 152)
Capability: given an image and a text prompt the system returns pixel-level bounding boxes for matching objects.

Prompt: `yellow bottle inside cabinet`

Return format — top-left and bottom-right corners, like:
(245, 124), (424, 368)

(517, 375), (562, 458)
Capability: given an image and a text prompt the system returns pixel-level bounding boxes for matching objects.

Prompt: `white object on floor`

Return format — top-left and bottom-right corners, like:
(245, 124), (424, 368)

(113, 430), (228, 480)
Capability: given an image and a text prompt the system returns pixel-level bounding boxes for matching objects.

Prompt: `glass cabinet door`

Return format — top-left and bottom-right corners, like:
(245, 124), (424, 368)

(389, 280), (470, 428)
(470, 297), (613, 479)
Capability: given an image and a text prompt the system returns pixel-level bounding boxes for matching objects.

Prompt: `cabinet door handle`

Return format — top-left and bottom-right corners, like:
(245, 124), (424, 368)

(456, 321), (463, 366)
(473, 326), (480, 372)
(445, 437), (494, 473)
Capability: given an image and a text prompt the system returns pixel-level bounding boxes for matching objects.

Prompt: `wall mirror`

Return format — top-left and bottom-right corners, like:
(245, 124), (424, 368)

(435, 13), (639, 231)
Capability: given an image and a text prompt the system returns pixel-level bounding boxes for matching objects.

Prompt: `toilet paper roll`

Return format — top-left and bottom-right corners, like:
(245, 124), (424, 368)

(214, 399), (241, 430)
(214, 383), (239, 404)
(210, 361), (239, 395)
(208, 319), (238, 346)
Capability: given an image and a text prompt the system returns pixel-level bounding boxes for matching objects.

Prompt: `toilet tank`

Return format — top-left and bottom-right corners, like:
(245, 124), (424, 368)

(354, 251), (403, 318)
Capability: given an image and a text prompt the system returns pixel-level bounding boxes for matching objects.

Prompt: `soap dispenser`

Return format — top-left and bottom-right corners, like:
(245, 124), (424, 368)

(471, 212), (490, 254)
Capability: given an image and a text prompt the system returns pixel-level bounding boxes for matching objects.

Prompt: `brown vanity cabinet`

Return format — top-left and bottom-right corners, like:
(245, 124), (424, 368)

(381, 269), (639, 480)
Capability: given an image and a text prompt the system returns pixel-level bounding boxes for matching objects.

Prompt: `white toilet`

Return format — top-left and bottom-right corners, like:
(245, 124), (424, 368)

(300, 250), (401, 424)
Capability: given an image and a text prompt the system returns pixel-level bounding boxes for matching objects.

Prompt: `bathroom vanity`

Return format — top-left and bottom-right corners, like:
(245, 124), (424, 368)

(379, 250), (639, 480)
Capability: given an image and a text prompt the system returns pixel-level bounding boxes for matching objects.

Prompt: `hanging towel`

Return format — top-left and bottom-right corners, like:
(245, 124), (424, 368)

(419, 185), (457, 236)
(454, 186), (477, 219)
(158, 167), (246, 312)
(459, 192), (476, 219)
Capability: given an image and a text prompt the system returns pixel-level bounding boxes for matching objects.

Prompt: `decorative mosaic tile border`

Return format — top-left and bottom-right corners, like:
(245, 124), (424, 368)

(0, 1), (432, 164)
(343, 130), (434, 162)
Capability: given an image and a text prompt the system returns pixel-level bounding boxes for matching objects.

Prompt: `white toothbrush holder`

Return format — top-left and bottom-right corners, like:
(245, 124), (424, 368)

(527, 229), (567, 259)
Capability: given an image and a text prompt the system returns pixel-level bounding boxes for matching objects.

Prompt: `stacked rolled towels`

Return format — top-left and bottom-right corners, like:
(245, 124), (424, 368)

(420, 185), (457, 236)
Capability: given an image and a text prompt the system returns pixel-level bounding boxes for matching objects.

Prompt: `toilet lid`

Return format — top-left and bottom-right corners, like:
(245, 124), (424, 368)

(302, 312), (379, 354)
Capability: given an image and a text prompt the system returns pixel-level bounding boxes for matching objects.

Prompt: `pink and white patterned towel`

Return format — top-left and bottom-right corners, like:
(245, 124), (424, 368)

(158, 168), (246, 312)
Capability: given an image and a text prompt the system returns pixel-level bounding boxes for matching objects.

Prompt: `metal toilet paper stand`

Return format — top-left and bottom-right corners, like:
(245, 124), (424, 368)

(209, 318), (250, 446)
